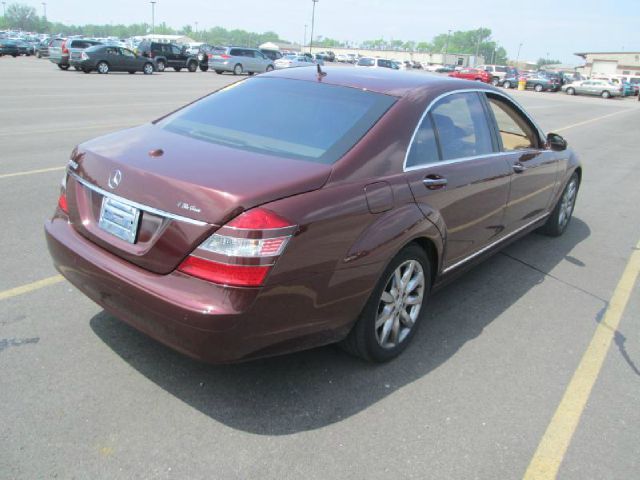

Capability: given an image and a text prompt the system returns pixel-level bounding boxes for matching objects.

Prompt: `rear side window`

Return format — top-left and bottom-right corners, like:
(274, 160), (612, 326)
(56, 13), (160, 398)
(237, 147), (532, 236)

(229, 48), (242, 57)
(159, 78), (396, 164)
(430, 92), (493, 160)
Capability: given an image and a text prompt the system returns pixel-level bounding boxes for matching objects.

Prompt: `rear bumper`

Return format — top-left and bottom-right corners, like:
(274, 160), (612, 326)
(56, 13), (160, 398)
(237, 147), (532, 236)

(45, 215), (266, 363)
(45, 215), (356, 363)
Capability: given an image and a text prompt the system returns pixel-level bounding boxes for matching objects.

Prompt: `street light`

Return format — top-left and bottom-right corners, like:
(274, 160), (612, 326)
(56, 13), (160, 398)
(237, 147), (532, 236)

(309, 0), (318, 54)
(41, 2), (47, 19)
(195, 21), (198, 35)
(444, 29), (451, 63)
(515, 42), (523, 67)
(150, 1), (156, 35)
(2, 2), (7, 18)
(303, 24), (307, 51)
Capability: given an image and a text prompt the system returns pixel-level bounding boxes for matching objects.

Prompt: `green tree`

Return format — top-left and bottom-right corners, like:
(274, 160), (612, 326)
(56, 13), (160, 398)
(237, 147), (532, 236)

(537, 57), (561, 67)
(5, 3), (43, 31)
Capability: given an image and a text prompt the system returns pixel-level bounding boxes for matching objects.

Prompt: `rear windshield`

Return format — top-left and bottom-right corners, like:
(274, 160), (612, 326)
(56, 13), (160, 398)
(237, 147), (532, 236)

(495, 66), (507, 72)
(159, 78), (396, 164)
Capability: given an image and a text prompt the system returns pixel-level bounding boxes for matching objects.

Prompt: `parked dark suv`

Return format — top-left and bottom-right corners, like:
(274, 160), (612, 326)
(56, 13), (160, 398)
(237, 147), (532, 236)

(137, 41), (205, 72)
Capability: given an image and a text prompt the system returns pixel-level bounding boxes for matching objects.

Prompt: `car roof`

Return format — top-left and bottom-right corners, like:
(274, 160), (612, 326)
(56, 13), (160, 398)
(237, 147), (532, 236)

(263, 66), (491, 97)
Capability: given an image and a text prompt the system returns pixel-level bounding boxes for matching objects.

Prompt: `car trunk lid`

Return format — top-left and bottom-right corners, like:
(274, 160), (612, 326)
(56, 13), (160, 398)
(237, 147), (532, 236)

(65, 124), (331, 274)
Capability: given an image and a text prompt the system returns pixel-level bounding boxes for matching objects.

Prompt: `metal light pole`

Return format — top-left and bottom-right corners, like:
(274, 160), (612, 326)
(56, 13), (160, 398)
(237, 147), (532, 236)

(195, 21), (198, 35)
(444, 29), (451, 64)
(150, 1), (156, 34)
(303, 24), (307, 51)
(515, 42), (523, 67)
(309, 0), (318, 54)
(474, 29), (482, 66)
(2, 2), (6, 18)
(41, 2), (47, 20)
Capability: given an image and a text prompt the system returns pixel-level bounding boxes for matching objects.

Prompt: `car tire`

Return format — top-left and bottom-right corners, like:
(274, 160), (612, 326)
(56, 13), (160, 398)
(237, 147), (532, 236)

(566, 87), (575, 95)
(233, 63), (243, 75)
(97, 61), (109, 74)
(539, 172), (579, 237)
(215, 69), (223, 74)
(601, 90), (611, 99)
(143, 63), (154, 75)
(187, 61), (197, 72)
(174, 67), (181, 72)
(341, 244), (431, 362)
(266, 65), (274, 72)
(534, 84), (544, 92)
(74, 66), (80, 71)
(199, 65), (209, 72)
(82, 68), (91, 74)
(58, 64), (69, 70)
(503, 80), (511, 89)
(156, 60), (165, 72)
(128, 71), (136, 74)
(491, 77), (500, 86)
(247, 71), (254, 76)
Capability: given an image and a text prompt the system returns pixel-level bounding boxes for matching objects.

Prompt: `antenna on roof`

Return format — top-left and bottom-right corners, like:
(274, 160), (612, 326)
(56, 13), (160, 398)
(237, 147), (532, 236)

(317, 63), (327, 79)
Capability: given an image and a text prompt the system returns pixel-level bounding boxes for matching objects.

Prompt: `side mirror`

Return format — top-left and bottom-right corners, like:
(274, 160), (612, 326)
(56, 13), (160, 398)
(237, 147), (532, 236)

(547, 132), (567, 151)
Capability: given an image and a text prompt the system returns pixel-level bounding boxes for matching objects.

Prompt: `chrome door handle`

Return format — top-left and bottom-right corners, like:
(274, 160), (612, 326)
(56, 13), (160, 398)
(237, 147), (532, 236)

(513, 163), (527, 173)
(423, 177), (448, 189)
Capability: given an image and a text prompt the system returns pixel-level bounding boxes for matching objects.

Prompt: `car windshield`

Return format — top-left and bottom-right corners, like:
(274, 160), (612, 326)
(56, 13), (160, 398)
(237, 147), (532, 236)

(159, 77), (396, 164)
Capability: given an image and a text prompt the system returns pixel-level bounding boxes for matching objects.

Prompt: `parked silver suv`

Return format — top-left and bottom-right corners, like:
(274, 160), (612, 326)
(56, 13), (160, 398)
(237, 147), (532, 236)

(209, 47), (275, 75)
(49, 38), (102, 70)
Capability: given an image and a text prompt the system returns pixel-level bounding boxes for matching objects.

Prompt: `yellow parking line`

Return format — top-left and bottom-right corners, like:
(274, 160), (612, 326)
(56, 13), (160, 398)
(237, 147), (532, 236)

(523, 239), (640, 480)
(0, 166), (65, 180)
(0, 275), (65, 301)
(554, 109), (634, 133)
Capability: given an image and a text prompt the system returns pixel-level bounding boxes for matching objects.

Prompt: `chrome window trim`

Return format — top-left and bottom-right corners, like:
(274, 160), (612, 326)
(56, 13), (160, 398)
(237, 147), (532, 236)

(441, 212), (549, 274)
(402, 88), (547, 172)
(69, 172), (209, 227)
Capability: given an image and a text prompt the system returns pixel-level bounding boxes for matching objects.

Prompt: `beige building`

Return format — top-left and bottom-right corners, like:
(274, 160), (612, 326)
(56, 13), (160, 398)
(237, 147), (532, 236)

(575, 51), (640, 77)
(308, 46), (482, 67)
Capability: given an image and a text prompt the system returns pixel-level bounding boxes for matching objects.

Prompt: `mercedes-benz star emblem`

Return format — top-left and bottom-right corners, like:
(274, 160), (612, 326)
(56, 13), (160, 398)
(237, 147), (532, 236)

(108, 169), (122, 189)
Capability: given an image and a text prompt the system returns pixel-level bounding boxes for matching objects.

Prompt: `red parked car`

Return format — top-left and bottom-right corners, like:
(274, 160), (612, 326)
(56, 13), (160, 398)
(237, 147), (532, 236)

(45, 67), (581, 363)
(448, 68), (492, 83)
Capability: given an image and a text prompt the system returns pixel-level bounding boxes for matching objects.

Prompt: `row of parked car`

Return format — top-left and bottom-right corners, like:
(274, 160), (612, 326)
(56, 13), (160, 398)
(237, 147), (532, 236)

(446, 65), (638, 99)
(37, 37), (281, 75)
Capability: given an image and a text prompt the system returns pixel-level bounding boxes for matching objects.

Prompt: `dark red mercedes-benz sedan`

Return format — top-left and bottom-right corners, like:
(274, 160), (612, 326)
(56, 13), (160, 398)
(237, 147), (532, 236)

(45, 67), (581, 363)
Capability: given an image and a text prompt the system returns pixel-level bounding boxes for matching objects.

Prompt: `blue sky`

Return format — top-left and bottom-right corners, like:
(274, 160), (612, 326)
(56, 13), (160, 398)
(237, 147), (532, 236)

(30, 0), (638, 64)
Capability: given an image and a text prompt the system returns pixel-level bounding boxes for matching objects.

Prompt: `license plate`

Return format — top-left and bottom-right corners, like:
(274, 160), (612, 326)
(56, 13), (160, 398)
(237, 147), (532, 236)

(98, 196), (141, 243)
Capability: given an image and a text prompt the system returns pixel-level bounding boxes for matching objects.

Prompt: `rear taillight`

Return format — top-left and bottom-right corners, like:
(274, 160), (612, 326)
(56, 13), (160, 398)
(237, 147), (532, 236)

(207, 53), (213, 59)
(220, 54), (231, 59)
(61, 40), (68, 54)
(57, 174), (68, 214)
(81, 51), (88, 60)
(177, 208), (297, 287)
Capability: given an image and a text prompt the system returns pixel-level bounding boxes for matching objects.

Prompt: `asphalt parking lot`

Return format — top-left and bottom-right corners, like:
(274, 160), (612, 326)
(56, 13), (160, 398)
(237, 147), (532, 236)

(1, 58), (639, 479)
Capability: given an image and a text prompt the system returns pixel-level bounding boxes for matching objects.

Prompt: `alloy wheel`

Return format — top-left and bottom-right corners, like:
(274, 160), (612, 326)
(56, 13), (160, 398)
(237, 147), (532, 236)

(375, 260), (425, 349)
(558, 178), (577, 229)
(97, 62), (109, 74)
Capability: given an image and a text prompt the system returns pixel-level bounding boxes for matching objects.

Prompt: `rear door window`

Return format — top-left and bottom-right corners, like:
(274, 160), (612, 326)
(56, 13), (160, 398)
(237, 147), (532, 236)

(430, 92), (494, 160)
